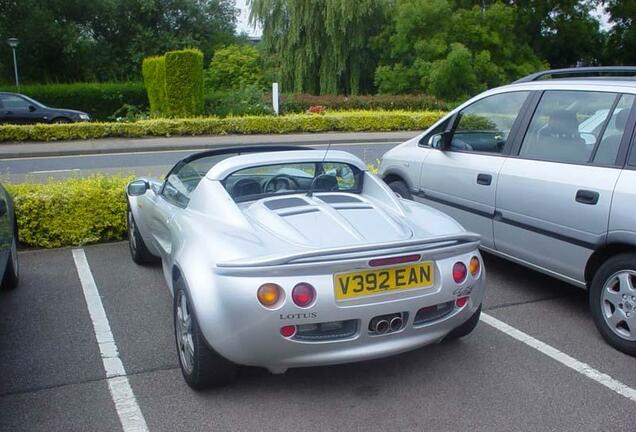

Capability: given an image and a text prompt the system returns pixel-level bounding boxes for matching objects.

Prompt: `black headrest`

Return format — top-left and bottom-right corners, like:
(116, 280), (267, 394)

(311, 174), (338, 192)
(615, 108), (629, 130)
(231, 178), (261, 198)
(542, 110), (580, 138)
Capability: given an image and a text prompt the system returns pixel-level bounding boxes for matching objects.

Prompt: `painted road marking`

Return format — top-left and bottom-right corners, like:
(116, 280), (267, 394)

(481, 312), (636, 403)
(29, 168), (81, 174)
(72, 248), (149, 432)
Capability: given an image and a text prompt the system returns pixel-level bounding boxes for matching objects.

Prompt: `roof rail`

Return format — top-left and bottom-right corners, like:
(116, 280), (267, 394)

(514, 66), (636, 83)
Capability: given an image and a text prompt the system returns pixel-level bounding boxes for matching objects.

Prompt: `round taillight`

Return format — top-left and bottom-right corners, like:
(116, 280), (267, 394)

(280, 325), (296, 338)
(292, 282), (316, 307)
(469, 256), (480, 277)
(257, 283), (282, 307)
(452, 262), (467, 284)
(456, 296), (469, 308)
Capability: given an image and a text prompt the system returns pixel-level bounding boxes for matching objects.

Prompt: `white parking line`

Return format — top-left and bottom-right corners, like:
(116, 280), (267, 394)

(481, 313), (636, 403)
(29, 168), (81, 174)
(72, 248), (149, 432)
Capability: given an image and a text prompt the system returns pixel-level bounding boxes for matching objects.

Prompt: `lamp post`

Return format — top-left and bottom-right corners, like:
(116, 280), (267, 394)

(6, 37), (19, 92)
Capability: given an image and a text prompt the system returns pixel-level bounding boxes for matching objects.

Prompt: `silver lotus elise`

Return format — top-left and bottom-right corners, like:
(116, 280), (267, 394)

(126, 146), (485, 389)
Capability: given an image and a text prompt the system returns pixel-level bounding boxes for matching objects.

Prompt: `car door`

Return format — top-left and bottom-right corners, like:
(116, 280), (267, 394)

(0, 94), (39, 124)
(0, 186), (13, 276)
(147, 161), (202, 258)
(416, 90), (532, 249)
(494, 90), (635, 284)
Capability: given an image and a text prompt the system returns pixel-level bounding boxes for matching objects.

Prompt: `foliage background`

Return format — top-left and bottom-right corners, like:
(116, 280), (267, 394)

(164, 49), (205, 117)
(141, 56), (167, 116)
(0, 82), (148, 121)
(0, 0), (238, 83)
(7, 176), (132, 248)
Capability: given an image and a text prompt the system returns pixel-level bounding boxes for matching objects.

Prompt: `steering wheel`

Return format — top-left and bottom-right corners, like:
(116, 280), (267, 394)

(264, 174), (300, 192)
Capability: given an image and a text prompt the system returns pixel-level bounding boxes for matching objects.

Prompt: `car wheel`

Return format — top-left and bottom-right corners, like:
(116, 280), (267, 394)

(388, 180), (412, 200)
(444, 304), (481, 341)
(590, 254), (636, 356)
(1, 229), (19, 290)
(51, 117), (71, 124)
(127, 207), (156, 264)
(174, 279), (237, 390)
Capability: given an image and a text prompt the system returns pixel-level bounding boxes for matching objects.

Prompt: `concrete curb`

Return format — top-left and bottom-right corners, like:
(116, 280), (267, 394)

(0, 131), (418, 159)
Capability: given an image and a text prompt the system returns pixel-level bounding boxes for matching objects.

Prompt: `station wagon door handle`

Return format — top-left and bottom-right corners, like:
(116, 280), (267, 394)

(575, 189), (599, 205)
(476, 173), (492, 185)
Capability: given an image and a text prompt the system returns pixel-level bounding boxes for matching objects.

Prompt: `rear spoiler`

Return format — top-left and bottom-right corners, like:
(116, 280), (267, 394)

(216, 233), (480, 269)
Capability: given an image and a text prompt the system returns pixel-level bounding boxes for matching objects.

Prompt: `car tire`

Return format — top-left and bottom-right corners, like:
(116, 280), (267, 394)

(127, 207), (157, 265)
(173, 279), (238, 390)
(51, 117), (71, 124)
(387, 180), (412, 200)
(1, 228), (19, 290)
(589, 254), (636, 356)
(444, 304), (481, 341)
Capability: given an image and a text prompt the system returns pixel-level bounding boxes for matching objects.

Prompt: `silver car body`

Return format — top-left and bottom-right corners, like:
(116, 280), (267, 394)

(128, 149), (484, 373)
(380, 78), (636, 289)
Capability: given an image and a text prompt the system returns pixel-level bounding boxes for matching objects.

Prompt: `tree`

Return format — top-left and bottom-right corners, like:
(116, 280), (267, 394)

(248, 0), (386, 94)
(206, 44), (266, 91)
(427, 43), (480, 100)
(373, 0), (544, 98)
(0, 0), (239, 83)
(604, 0), (636, 65)
(511, 0), (604, 67)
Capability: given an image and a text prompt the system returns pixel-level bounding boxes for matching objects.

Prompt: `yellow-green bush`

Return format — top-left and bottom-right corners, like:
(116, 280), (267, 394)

(165, 48), (204, 117)
(6, 176), (132, 248)
(142, 56), (167, 116)
(0, 110), (446, 142)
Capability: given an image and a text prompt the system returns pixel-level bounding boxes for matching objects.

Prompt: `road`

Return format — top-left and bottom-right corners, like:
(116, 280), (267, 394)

(1, 243), (635, 432)
(0, 140), (401, 183)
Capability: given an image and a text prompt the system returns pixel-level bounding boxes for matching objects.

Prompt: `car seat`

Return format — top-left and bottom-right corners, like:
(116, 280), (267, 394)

(594, 108), (629, 164)
(532, 110), (589, 162)
(311, 174), (339, 192)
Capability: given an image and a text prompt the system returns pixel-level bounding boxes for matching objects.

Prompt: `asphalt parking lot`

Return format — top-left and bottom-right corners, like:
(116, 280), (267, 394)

(1, 242), (635, 432)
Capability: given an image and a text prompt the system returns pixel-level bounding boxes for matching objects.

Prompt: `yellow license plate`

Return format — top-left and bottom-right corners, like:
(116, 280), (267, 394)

(334, 262), (434, 300)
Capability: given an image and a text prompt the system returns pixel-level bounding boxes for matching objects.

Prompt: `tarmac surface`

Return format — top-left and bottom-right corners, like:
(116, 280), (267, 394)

(0, 132), (412, 182)
(1, 242), (634, 432)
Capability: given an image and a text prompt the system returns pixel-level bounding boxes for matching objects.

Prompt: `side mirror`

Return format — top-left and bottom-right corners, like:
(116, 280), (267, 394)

(428, 134), (443, 148)
(28, 105), (36, 112)
(127, 180), (149, 196)
(428, 132), (452, 150)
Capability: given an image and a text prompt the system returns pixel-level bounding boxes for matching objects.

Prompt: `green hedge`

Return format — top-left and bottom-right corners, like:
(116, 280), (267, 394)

(165, 49), (204, 117)
(142, 56), (167, 115)
(6, 176), (131, 248)
(279, 93), (452, 113)
(0, 110), (445, 142)
(0, 82), (148, 121)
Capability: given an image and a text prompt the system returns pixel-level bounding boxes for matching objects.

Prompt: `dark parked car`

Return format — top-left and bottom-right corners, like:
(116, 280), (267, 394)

(0, 183), (18, 290)
(0, 92), (90, 124)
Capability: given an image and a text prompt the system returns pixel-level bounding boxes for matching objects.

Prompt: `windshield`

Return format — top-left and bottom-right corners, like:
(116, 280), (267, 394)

(223, 161), (362, 202)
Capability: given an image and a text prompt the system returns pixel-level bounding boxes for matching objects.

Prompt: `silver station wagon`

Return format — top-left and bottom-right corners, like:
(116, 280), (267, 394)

(380, 66), (636, 356)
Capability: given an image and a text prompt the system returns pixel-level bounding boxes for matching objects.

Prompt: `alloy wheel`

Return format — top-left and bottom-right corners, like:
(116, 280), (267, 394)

(176, 290), (195, 374)
(601, 270), (636, 341)
(10, 235), (18, 279)
(128, 211), (137, 253)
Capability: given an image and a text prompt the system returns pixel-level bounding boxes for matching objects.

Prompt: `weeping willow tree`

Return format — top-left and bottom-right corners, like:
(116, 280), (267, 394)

(248, 0), (386, 95)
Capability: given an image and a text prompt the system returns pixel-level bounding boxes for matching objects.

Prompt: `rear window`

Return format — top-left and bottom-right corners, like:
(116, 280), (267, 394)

(223, 161), (362, 202)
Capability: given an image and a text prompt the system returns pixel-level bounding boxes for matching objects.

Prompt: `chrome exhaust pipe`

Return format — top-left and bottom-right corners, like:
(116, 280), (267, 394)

(374, 319), (389, 334)
(389, 316), (403, 332)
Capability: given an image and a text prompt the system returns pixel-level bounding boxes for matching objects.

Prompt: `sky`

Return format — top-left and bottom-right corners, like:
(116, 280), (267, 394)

(235, 0), (261, 37)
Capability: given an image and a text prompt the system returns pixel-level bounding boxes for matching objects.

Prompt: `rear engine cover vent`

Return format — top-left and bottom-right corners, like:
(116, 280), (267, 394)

(264, 197), (308, 210)
(318, 194), (362, 204)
